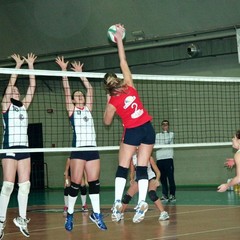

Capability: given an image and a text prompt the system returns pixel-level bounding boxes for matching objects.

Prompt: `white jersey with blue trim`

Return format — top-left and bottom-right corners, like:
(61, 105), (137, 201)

(69, 105), (97, 147)
(132, 154), (156, 180)
(2, 103), (28, 148)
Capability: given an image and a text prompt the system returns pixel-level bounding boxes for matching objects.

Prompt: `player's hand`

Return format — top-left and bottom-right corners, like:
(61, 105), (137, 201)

(71, 61), (84, 72)
(64, 176), (70, 187)
(23, 53), (37, 65)
(217, 183), (228, 192)
(56, 56), (69, 70)
(224, 158), (235, 169)
(11, 54), (24, 67)
(114, 23), (125, 41)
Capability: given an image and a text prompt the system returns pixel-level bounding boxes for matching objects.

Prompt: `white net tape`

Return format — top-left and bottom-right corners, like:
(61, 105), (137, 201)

(0, 67), (235, 154)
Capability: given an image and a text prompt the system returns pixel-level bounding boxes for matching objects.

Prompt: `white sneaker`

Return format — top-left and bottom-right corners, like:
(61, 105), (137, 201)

(159, 211), (169, 221)
(0, 221), (5, 240)
(13, 216), (30, 237)
(111, 200), (122, 222)
(168, 195), (176, 202)
(133, 201), (148, 223)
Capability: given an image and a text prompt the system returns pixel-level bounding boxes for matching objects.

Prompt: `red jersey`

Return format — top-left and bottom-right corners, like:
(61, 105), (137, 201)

(109, 86), (152, 128)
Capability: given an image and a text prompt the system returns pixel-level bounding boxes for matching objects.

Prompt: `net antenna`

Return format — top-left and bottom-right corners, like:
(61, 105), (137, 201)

(236, 28), (240, 64)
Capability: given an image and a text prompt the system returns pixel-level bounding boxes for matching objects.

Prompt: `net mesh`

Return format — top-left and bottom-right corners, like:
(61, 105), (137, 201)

(0, 68), (239, 152)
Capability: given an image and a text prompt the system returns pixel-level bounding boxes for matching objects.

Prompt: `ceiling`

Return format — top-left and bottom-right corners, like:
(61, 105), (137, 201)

(0, 0), (240, 71)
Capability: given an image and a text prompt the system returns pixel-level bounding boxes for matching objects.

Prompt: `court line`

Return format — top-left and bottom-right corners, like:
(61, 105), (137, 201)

(146, 226), (240, 240)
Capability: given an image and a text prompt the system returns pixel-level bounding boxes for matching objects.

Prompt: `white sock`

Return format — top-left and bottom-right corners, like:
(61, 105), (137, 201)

(137, 179), (149, 204)
(89, 194), (100, 213)
(18, 192), (28, 219)
(0, 193), (11, 222)
(115, 177), (126, 201)
(67, 196), (78, 214)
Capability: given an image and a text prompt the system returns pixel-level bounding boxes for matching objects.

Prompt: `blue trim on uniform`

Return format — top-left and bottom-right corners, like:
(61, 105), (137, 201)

(2, 109), (9, 148)
(69, 115), (77, 147)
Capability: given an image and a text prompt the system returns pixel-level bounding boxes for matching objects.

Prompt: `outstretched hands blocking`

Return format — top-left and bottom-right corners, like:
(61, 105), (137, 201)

(56, 56), (84, 73)
(11, 53), (37, 67)
(11, 54), (25, 67)
(55, 56), (69, 71)
(71, 61), (84, 72)
(23, 53), (37, 66)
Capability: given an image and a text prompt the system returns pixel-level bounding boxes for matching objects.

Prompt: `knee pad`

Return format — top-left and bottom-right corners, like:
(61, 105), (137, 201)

(88, 180), (100, 194)
(64, 186), (70, 196)
(1, 181), (14, 197)
(122, 193), (132, 204)
(148, 190), (159, 202)
(18, 181), (31, 195)
(80, 185), (87, 195)
(136, 166), (148, 181)
(69, 182), (80, 197)
(116, 166), (128, 179)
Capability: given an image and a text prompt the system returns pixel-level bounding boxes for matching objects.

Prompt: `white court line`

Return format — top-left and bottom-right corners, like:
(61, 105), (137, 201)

(146, 226), (240, 240)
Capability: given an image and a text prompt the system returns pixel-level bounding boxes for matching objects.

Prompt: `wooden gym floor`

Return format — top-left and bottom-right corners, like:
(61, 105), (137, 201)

(2, 188), (240, 240)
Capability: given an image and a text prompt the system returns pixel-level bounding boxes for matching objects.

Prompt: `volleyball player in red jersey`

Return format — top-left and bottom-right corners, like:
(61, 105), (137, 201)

(103, 24), (156, 223)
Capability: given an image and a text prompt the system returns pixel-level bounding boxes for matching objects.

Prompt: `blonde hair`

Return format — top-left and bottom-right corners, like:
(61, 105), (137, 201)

(103, 72), (127, 96)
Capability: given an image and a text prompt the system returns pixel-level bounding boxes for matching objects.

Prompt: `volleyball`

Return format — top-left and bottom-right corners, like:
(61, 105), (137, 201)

(107, 25), (126, 43)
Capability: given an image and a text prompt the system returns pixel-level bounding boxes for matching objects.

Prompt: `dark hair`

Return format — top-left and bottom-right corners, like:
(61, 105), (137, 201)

(161, 120), (169, 125)
(71, 90), (85, 100)
(236, 130), (240, 139)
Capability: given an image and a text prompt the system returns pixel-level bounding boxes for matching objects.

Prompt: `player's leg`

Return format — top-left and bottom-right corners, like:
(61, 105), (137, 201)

(148, 180), (169, 221)
(86, 158), (107, 230)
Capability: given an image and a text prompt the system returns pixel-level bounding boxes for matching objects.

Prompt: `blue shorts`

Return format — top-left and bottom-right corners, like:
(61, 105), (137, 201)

(70, 148), (100, 161)
(1, 146), (30, 160)
(123, 121), (156, 146)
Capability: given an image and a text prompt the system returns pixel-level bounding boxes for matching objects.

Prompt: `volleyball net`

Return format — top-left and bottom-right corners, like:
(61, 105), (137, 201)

(0, 67), (238, 154)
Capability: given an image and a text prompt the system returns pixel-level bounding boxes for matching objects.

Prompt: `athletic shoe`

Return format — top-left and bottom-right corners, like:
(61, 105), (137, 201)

(65, 213), (73, 231)
(160, 195), (169, 202)
(13, 216), (30, 238)
(89, 213), (107, 231)
(0, 221), (5, 240)
(132, 201), (148, 223)
(168, 195), (176, 202)
(111, 200), (122, 222)
(81, 204), (88, 212)
(159, 211), (170, 221)
(63, 206), (68, 217)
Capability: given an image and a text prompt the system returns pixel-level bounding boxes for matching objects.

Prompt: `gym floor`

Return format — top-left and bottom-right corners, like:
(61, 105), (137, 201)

(3, 187), (240, 240)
